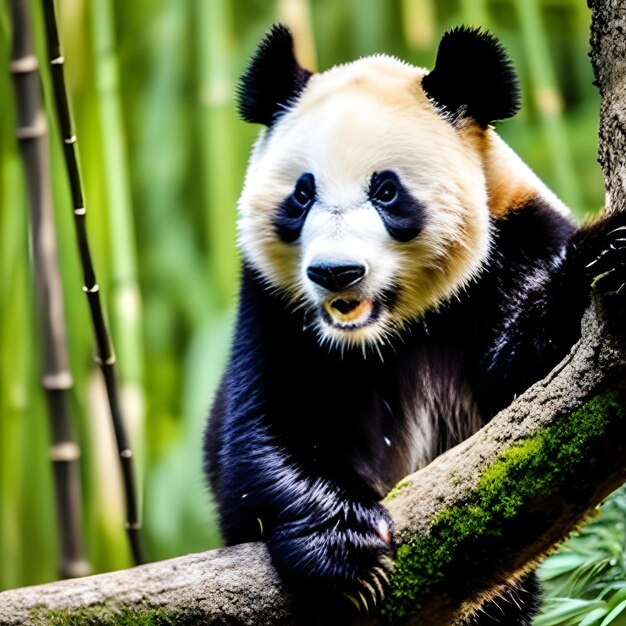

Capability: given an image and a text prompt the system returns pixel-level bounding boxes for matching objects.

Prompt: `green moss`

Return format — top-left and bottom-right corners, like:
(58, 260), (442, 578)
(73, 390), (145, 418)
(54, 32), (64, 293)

(382, 391), (625, 623)
(32, 606), (202, 626)
(386, 477), (411, 500)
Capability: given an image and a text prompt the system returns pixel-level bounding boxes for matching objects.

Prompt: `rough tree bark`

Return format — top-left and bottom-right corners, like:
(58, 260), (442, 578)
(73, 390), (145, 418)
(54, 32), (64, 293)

(1, 1), (625, 625)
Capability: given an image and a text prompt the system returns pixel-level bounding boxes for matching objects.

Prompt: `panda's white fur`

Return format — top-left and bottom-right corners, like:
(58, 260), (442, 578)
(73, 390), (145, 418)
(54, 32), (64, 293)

(237, 54), (568, 351)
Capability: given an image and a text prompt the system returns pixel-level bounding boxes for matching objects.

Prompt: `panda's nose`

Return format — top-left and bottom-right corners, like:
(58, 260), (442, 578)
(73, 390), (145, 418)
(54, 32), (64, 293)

(306, 263), (366, 292)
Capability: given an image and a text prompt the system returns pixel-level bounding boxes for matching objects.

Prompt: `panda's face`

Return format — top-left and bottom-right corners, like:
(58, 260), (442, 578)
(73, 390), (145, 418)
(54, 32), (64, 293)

(238, 56), (491, 351)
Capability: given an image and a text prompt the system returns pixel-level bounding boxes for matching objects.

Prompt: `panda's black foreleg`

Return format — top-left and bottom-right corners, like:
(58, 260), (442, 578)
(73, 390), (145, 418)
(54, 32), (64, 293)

(467, 572), (542, 626)
(269, 493), (394, 620)
(210, 408), (394, 618)
(485, 209), (626, 407)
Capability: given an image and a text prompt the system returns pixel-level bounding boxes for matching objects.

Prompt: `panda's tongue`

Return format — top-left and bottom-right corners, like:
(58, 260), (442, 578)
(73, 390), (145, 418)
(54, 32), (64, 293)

(325, 298), (373, 325)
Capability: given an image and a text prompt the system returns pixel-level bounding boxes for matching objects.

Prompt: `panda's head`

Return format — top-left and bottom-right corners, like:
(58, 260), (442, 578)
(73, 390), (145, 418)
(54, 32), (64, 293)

(237, 25), (520, 352)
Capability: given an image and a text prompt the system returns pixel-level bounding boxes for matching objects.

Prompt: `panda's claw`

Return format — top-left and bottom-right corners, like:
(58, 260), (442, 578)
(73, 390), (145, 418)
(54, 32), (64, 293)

(342, 592), (361, 613)
(585, 224), (626, 293)
(370, 569), (387, 601)
(380, 554), (395, 573)
(608, 226), (626, 236)
(357, 590), (370, 615)
(358, 578), (379, 607)
(373, 564), (391, 587)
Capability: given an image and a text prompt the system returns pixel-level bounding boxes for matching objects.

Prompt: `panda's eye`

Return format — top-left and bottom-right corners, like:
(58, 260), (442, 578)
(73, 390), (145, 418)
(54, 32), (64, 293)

(374, 181), (398, 205)
(369, 170), (425, 242)
(292, 173), (316, 210)
(370, 172), (399, 206)
(274, 173), (316, 243)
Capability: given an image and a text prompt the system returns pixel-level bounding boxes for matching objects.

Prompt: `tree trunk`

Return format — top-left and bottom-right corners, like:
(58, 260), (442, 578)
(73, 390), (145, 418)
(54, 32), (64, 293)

(589, 0), (626, 214)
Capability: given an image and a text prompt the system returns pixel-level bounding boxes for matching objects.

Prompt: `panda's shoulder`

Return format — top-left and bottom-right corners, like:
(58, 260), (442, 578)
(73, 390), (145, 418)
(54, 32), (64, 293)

(492, 195), (577, 265)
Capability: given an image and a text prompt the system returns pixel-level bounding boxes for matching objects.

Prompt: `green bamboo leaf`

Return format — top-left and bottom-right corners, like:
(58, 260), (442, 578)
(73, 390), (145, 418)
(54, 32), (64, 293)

(599, 583), (626, 602)
(534, 599), (605, 626)
(600, 600), (626, 626)
(579, 608), (610, 626)
(606, 589), (626, 611)
(540, 552), (589, 580)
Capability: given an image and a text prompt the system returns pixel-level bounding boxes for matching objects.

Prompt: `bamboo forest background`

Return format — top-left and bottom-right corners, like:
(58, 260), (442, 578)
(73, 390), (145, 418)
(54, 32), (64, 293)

(0, 0), (621, 623)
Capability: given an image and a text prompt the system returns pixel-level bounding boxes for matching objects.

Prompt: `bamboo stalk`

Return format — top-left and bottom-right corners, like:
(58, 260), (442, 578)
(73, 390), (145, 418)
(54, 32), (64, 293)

(89, 0), (145, 411)
(196, 0), (239, 309)
(514, 0), (584, 214)
(459, 0), (489, 28)
(351, 0), (386, 56)
(401, 0), (436, 51)
(0, 61), (28, 589)
(40, 0), (145, 566)
(89, 0), (146, 556)
(8, 0), (90, 580)
(277, 0), (318, 70)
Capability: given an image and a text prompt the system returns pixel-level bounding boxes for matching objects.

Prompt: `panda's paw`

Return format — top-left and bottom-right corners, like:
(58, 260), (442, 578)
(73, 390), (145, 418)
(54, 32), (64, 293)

(341, 554), (394, 617)
(269, 500), (394, 617)
(584, 224), (626, 295)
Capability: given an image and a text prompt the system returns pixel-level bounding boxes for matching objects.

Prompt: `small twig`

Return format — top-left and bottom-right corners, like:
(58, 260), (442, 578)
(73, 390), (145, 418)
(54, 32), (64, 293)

(8, 0), (90, 580)
(40, 0), (145, 565)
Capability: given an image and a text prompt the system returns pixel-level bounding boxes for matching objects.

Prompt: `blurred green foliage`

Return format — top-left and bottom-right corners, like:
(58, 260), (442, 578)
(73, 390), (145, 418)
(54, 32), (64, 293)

(0, 0), (618, 623)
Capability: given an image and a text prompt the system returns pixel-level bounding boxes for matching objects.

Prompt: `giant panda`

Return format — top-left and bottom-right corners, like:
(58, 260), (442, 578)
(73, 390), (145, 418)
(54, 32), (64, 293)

(204, 24), (626, 625)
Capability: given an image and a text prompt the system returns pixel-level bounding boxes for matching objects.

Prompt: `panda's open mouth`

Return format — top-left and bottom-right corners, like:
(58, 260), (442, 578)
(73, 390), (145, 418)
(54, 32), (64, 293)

(322, 297), (378, 329)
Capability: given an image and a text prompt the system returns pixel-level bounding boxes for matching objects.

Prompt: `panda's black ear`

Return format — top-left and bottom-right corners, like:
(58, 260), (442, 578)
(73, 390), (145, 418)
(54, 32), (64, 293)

(237, 24), (313, 126)
(422, 26), (520, 128)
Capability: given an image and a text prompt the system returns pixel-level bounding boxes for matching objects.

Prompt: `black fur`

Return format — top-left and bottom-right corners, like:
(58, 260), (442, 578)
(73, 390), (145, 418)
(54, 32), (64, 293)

(237, 24), (312, 126)
(422, 26), (521, 128)
(369, 170), (426, 241)
(469, 573), (542, 625)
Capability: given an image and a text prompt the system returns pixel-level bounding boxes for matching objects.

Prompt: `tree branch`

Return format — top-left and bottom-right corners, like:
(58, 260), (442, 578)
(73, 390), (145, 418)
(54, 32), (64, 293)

(1, 0), (625, 624)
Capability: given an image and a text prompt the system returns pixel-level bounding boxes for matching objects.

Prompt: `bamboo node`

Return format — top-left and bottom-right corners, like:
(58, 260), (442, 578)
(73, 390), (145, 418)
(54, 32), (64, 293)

(82, 284), (99, 293)
(9, 54), (38, 73)
(42, 371), (73, 389)
(125, 522), (142, 530)
(64, 135), (77, 145)
(15, 123), (46, 139)
(93, 354), (116, 365)
(121, 449), (133, 458)
(49, 441), (81, 462)
(534, 88), (564, 116)
(50, 55), (65, 65)
(74, 207), (86, 216)
(61, 559), (91, 579)
(15, 114), (47, 139)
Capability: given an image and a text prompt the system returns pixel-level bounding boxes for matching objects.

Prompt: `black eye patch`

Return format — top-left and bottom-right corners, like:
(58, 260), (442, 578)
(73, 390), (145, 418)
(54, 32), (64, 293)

(369, 170), (425, 242)
(273, 172), (316, 243)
